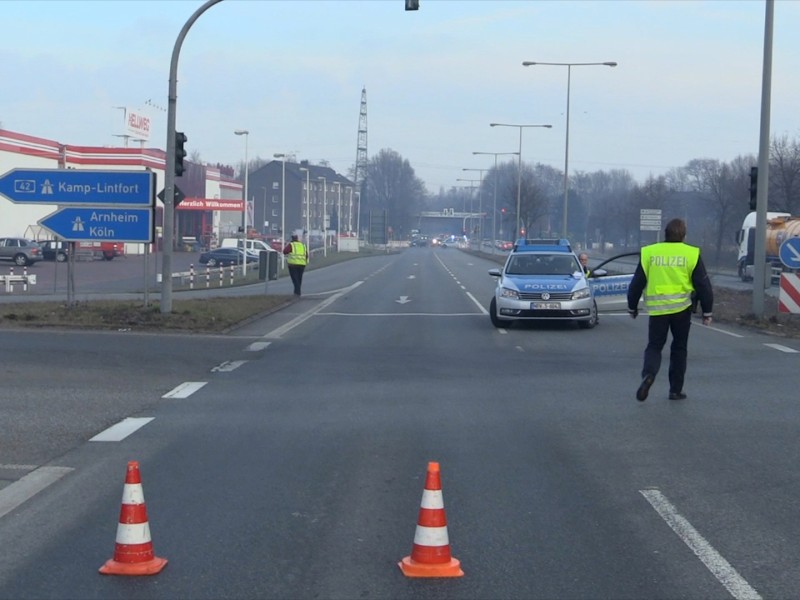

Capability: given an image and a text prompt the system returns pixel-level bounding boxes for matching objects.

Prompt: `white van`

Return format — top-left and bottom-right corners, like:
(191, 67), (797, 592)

(221, 238), (276, 254)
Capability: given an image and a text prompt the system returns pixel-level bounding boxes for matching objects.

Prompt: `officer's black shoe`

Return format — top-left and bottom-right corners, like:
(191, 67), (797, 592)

(669, 392), (687, 400)
(636, 374), (655, 402)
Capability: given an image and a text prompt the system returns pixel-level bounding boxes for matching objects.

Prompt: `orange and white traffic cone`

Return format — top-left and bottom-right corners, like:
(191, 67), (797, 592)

(399, 461), (464, 578)
(99, 461), (168, 576)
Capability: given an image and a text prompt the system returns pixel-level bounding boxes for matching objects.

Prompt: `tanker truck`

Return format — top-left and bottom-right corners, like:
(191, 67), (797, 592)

(736, 211), (800, 281)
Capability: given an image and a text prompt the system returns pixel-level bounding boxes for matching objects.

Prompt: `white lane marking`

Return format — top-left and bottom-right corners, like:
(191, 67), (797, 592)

(763, 343), (798, 353)
(90, 417), (154, 442)
(211, 360), (248, 372)
(316, 312), (481, 317)
(246, 341), (272, 352)
(707, 325), (745, 338)
(515, 346), (524, 352)
(640, 489), (762, 600)
(162, 381), (207, 399)
(408, 275), (416, 279)
(466, 292), (488, 315)
(497, 328), (508, 334)
(0, 466), (73, 520)
(0, 464), (38, 471)
(264, 281), (363, 339)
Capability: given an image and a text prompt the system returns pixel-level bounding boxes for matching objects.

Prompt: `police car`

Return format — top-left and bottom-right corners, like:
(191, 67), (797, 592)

(488, 242), (640, 328)
(488, 239), (597, 329)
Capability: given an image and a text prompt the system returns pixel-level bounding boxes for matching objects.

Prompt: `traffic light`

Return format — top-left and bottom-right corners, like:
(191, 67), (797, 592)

(749, 166), (758, 210)
(175, 131), (187, 177)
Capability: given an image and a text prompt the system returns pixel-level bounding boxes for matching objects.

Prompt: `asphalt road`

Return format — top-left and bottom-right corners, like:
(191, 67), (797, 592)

(1, 247), (799, 599)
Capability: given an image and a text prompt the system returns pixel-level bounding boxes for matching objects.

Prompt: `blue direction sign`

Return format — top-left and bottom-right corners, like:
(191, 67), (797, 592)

(779, 237), (800, 269)
(0, 169), (153, 206)
(38, 207), (154, 243)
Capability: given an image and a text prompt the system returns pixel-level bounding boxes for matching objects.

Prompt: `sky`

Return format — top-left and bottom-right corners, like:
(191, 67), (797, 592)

(1, 0), (799, 195)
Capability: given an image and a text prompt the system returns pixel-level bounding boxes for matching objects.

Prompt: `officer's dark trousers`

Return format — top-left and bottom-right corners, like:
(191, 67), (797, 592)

(642, 308), (692, 394)
(288, 265), (305, 296)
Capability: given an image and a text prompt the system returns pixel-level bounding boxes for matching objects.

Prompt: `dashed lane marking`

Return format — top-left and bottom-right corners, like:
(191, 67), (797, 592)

(0, 466), (73, 520)
(763, 343), (798, 353)
(162, 381), (207, 399)
(90, 417), (154, 442)
(211, 360), (248, 372)
(246, 341), (272, 352)
(640, 488), (761, 600)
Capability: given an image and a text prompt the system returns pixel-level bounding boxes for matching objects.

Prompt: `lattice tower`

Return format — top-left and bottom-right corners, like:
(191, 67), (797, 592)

(354, 87), (368, 190)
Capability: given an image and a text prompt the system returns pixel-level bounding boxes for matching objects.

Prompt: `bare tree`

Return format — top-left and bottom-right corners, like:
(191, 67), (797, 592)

(770, 134), (800, 214)
(366, 148), (427, 238)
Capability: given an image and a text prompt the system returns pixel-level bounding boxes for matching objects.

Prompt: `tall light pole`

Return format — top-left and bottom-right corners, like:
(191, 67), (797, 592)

(355, 191), (361, 241)
(274, 153), (286, 268)
(299, 166), (311, 251)
(473, 151), (519, 252)
(489, 123), (551, 240)
(333, 181), (342, 252)
(234, 129), (249, 275)
(462, 168), (486, 245)
(260, 186), (267, 235)
(456, 178), (479, 238)
(318, 176), (327, 257)
(522, 61), (617, 238)
(346, 186), (353, 233)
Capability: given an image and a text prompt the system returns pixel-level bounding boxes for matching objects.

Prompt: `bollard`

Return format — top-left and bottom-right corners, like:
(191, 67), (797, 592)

(229, 264), (234, 286)
(219, 265), (223, 287)
(189, 263), (194, 290)
(206, 266), (210, 288)
(23, 266), (28, 292)
(9, 266), (14, 292)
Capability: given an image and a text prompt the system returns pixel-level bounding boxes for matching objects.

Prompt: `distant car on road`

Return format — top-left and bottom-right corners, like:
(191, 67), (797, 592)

(199, 247), (258, 267)
(38, 240), (69, 262)
(0, 237), (43, 266)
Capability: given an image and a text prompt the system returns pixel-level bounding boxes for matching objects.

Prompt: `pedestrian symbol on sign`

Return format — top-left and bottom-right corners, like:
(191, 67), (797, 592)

(71, 217), (85, 232)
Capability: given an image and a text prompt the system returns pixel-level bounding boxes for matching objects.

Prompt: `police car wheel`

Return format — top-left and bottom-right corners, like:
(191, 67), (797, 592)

(490, 297), (507, 328)
(578, 301), (598, 329)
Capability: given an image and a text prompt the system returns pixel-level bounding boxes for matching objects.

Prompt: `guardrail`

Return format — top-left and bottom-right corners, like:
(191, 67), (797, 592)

(1, 270), (37, 293)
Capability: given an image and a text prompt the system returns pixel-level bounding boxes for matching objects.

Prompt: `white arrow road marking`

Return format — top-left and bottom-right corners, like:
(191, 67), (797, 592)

(211, 360), (248, 372)
(396, 296), (411, 304)
(90, 417), (154, 442)
(162, 381), (207, 398)
(0, 466), (73, 520)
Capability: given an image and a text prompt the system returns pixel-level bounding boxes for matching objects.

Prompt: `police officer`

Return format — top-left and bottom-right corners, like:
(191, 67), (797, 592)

(282, 233), (308, 296)
(627, 218), (713, 401)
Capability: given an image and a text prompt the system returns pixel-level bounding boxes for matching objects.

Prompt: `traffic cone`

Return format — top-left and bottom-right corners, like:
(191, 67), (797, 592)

(99, 461), (168, 576)
(399, 461), (464, 578)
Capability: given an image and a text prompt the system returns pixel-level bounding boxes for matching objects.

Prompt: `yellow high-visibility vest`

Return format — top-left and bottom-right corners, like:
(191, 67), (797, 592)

(641, 242), (699, 315)
(287, 241), (308, 266)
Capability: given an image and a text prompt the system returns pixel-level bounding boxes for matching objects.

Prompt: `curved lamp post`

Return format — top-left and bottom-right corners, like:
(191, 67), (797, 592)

(522, 61), (617, 238)
(234, 129), (249, 275)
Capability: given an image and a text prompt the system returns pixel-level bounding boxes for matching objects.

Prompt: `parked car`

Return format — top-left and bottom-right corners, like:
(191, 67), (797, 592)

(38, 240), (69, 262)
(0, 237), (44, 266)
(199, 247), (258, 267)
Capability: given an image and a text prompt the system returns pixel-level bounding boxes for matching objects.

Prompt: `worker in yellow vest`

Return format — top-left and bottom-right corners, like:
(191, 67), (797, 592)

(627, 218), (713, 402)
(282, 233), (309, 296)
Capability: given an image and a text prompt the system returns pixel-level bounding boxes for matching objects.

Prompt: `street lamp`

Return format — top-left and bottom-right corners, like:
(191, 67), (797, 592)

(456, 178), (480, 238)
(346, 186), (353, 233)
(318, 176), (327, 257)
(234, 129), (249, 275)
(333, 181), (342, 252)
(462, 168), (487, 246)
(473, 151), (519, 252)
(522, 61), (617, 238)
(299, 166), (311, 251)
(489, 123), (551, 240)
(274, 153), (287, 268)
(260, 186), (267, 235)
